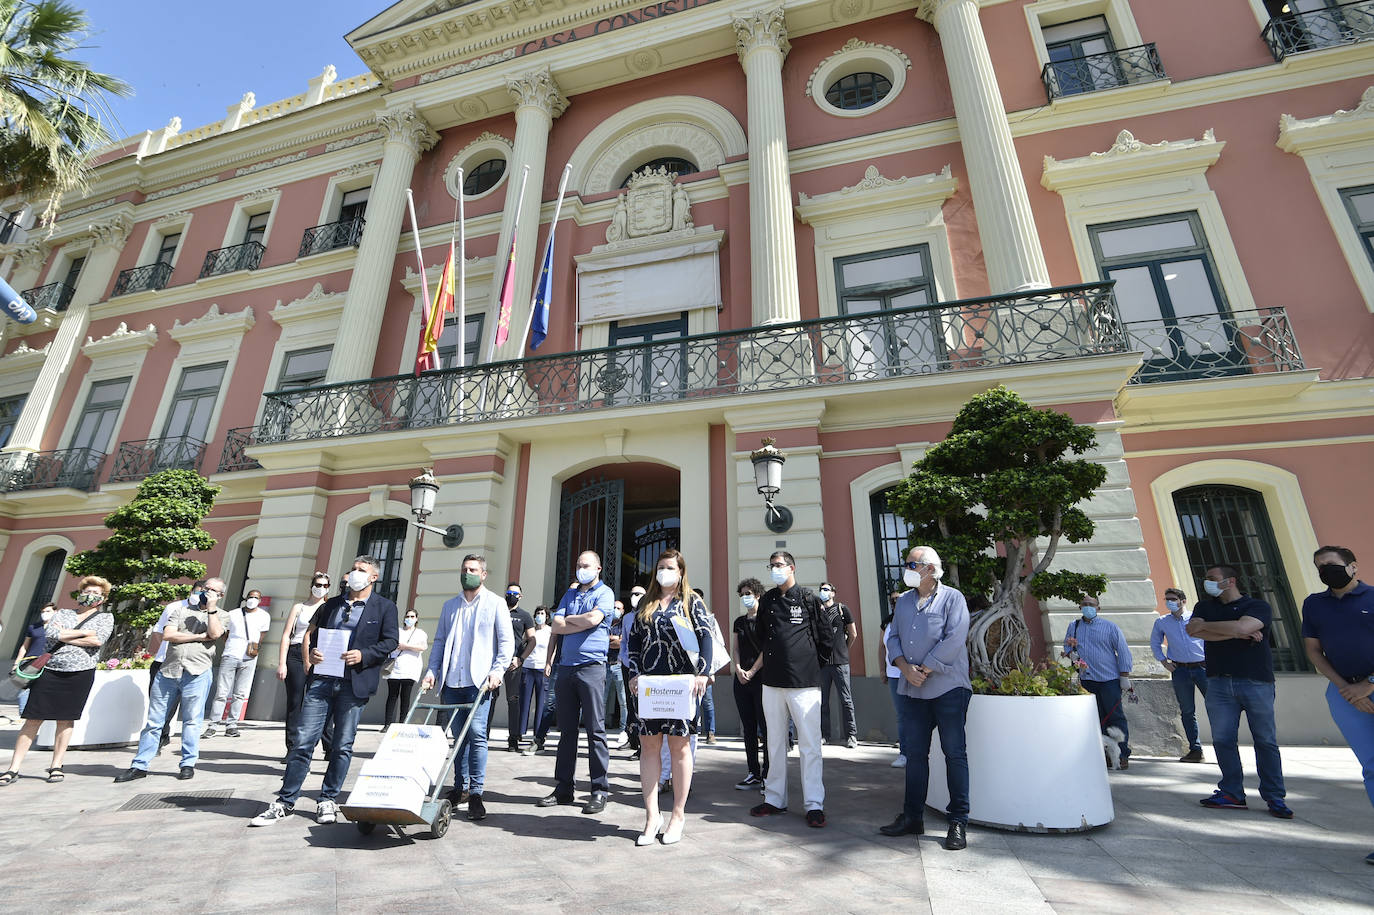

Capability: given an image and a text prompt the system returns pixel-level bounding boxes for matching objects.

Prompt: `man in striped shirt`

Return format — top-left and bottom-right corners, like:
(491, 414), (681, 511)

(1064, 595), (1134, 769)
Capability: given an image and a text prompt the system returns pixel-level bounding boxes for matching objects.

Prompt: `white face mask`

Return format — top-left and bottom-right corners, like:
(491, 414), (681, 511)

(40, 610), (54, 622)
(656, 568), (680, 589)
(630, 593), (643, 608)
(534, 614), (547, 626)
(347, 569), (372, 592)
(244, 597), (260, 610)
(770, 566), (790, 586)
(311, 585), (328, 598)
(903, 568), (921, 588)
(576, 567), (597, 585)
(1203, 579), (1225, 597)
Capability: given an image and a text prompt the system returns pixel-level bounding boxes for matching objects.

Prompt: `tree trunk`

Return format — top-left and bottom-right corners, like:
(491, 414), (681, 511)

(969, 585), (1031, 682)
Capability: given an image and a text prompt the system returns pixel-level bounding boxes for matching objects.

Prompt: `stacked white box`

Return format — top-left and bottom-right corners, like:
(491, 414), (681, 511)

(359, 723), (449, 786)
(346, 774), (428, 817)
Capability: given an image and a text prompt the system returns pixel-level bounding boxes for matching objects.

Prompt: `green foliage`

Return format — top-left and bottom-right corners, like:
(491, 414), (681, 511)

(65, 469), (220, 630)
(0, 0), (132, 218)
(972, 659), (1086, 697)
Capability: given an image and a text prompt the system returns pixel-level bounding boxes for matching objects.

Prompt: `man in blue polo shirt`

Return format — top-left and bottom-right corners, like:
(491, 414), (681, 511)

(1063, 594), (1134, 769)
(1301, 545), (1374, 865)
(1187, 563), (1292, 818)
(1151, 586), (1209, 763)
(536, 550), (614, 815)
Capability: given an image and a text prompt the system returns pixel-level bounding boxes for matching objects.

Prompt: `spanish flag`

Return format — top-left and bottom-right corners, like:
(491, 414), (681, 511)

(414, 241), (456, 373)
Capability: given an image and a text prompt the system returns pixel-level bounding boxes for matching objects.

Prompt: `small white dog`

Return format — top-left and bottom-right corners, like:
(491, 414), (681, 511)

(1102, 727), (1126, 769)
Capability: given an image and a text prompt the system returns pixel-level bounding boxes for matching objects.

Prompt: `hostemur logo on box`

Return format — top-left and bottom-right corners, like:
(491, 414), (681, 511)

(644, 684), (688, 696)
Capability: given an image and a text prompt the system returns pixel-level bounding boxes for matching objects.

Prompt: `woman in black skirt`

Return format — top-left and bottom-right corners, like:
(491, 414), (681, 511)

(624, 549), (712, 846)
(1, 576), (114, 785)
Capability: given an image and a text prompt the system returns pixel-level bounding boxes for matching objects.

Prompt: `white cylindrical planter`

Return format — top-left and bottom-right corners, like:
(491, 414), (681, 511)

(927, 693), (1113, 831)
(36, 668), (151, 749)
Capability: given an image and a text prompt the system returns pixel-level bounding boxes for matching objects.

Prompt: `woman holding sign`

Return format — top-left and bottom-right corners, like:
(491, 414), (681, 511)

(624, 548), (712, 846)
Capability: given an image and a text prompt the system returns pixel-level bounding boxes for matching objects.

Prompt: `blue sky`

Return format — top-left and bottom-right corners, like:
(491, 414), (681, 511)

(80, 0), (391, 141)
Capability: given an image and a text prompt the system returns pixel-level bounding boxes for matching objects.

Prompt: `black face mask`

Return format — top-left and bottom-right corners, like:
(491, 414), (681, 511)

(1318, 563), (1353, 589)
(506, 594), (520, 609)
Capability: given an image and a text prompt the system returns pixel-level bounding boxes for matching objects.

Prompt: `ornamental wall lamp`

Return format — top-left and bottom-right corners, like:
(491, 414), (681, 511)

(750, 438), (794, 534)
(408, 468), (465, 548)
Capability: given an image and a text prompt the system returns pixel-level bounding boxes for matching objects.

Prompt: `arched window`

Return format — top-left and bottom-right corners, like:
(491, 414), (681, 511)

(825, 71), (892, 111)
(869, 488), (912, 625)
(463, 158), (507, 197)
(620, 156), (698, 187)
(356, 519), (407, 604)
(1172, 484), (1306, 671)
(8, 549), (65, 657)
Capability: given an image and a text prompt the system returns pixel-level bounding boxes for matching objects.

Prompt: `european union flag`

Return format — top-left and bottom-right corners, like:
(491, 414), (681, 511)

(530, 235), (553, 350)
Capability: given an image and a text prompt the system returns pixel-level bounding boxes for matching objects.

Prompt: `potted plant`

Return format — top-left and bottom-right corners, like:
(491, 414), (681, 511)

(887, 385), (1114, 831)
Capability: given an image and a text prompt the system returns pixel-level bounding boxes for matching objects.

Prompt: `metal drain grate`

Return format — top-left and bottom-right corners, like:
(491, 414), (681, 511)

(119, 789), (234, 811)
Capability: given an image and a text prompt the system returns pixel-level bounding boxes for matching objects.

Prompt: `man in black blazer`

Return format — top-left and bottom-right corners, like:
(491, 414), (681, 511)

(251, 554), (398, 827)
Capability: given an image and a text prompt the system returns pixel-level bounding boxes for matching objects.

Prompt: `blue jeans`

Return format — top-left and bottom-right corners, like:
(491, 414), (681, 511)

(819, 664), (856, 741)
(1325, 681), (1374, 808)
(277, 677), (368, 806)
(897, 687), (972, 824)
(440, 684), (492, 795)
(518, 668), (547, 739)
(1204, 676), (1285, 803)
(695, 679), (715, 734)
(604, 662), (626, 732)
(1082, 678), (1130, 761)
(1170, 665), (1209, 751)
(132, 669), (213, 770)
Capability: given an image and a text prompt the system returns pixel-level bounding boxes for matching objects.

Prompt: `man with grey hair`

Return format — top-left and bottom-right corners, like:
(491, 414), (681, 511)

(880, 546), (972, 851)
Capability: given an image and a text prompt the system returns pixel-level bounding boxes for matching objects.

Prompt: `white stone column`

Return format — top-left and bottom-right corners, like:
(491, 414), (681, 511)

(327, 104), (438, 383)
(6, 215), (131, 453)
(917, 0), (1049, 294)
(489, 68), (567, 363)
(734, 7), (802, 325)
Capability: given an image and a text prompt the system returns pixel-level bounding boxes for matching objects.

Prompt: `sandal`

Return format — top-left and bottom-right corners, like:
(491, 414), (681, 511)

(45, 768), (64, 783)
(0, 770), (17, 786)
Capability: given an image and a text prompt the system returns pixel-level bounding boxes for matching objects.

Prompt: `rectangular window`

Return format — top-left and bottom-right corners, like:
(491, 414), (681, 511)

(69, 377), (129, 454)
(339, 188), (369, 224)
(277, 346), (332, 390)
(156, 232), (181, 265)
(1340, 184), (1374, 269)
(869, 488), (914, 625)
(835, 245), (941, 376)
(0, 394), (25, 448)
(243, 212), (269, 247)
(162, 363), (226, 443)
(1089, 212), (1239, 380)
(436, 314), (485, 370)
(606, 313), (688, 404)
(62, 255), (86, 290)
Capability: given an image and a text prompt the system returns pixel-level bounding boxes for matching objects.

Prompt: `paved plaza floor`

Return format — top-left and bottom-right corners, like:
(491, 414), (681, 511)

(0, 711), (1370, 914)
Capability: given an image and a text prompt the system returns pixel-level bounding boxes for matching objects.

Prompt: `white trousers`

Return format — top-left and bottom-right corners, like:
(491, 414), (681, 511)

(762, 685), (824, 811)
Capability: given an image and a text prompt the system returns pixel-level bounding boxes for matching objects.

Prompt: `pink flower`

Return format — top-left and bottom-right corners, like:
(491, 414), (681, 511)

(105, 658), (119, 669)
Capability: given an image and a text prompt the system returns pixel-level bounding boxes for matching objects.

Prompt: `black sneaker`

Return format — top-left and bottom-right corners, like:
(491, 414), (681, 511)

(113, 767), (147, 783)
(735, 773), (762, 790)
(467, 794), (487, 820)
(750, 802), (787, 817)
(1180, 747), (1204, 763)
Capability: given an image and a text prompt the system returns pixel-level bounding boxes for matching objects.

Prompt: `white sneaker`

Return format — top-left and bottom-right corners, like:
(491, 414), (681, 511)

(613, 732), (629, 749)
(891, 754), (906, 768)
(316, 799), (339, 825)
(250, 801), (292, 826)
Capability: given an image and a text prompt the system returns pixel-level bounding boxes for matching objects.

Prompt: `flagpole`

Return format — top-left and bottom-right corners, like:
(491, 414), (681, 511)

(484, 165), (529, 366)
(405, 189), (432, 375)
(519, 163), (572, 359)
(454, 170), (465, 370)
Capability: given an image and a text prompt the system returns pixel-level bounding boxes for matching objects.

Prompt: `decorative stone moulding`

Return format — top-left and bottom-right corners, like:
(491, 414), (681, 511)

(1277, 85), (1374, 153)
(169, 303), (255, 345)
(807, 37), (912, 118)
(147, 176), (218, 202)
(733, 6), (791, 62)
(272, 282), (347, 326)
(605, 167), (695, 245)
(445, 131), (514, 201)
(507, 67), (569, 118)
(3, 340), (51, 362)
(377, 105), (439, 155)
(325, 130), (383, 153)
(797, 165), (958, 220)
(83, 322), (158, 357)
(1041, 129), (1223, 191)
(419, 48), (518, 85)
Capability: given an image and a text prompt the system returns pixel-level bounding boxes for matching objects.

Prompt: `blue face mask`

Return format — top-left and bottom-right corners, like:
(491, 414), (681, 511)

(1165, 599), (1181, 614)
(1203, 579), (1224, 597)
(741, 595), (757, 610)
(1080, 605), (1097, 620)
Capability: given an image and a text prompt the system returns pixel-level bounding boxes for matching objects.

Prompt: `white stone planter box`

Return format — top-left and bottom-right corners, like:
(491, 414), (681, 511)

(926, 693), (1114, 832)
(37, 668), (150, 748)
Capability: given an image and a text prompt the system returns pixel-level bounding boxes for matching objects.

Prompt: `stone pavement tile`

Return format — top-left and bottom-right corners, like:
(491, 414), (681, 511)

(1112, 854), (1270, 895)
(1033, 877), (1245, 915)
(1014, 849), (1144, 886)
(1225, 863), (1374, 914)
(930, 897), (1053, 915)
(921, 853), (1046, 907)
(204, 869), (336, 914)
(1187, 834), (1374, 876)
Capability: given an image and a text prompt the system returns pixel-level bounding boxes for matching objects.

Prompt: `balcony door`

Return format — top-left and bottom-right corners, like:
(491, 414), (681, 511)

(70, 378), (128, 456)
(606, 314), (687, 404)
(835, 245), (940, 378)
(1044, 16), (1120, 96)
(1089, 213), (1241, 381)
(160, 363), (225, 468)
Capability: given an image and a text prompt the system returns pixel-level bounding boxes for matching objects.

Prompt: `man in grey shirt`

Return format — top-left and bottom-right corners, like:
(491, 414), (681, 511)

(116, 578), (225, 782)
(880, 547), (971, 851)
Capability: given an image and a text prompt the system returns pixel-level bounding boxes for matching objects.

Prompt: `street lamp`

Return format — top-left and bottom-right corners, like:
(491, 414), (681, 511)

(750, 437), (793, 534)
(408, 468), (464, 548)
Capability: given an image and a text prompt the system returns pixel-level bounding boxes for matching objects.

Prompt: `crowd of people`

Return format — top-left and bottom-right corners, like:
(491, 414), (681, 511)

(2, 543), (1371, 864)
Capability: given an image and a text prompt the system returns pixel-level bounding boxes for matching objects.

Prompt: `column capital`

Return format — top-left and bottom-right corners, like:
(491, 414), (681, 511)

(915, 0), (968, 26)
(377, 104), (439, 155)
(506, 67), (569, 119)
(14, 241), (48, 271)
(732, 6), (790, 64)
(86, 214), (132, 252)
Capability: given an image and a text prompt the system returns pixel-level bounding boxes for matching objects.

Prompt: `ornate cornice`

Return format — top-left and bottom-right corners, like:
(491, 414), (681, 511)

(796, 165), (958, 225)
(1, 340), (51, 366)
(271, 282), (347, 326)
(1278, 85), (1374, 155)
(87, 214), (133, 251)
(1042, 129), (1223, 192)
(169, 303), (255, 345)
(733, 7), (790, 63)
(83, 322), (158, 359)
(507, 68), (569, 119)
(377, 105), (439, 155)
(915, 0), (965, 25)
(14, 242), (48, 271)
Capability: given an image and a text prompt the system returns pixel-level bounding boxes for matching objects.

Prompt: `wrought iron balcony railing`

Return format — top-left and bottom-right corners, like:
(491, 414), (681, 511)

(298, 216), (365, 259)
(107, 435), (207, 483)
(199, 241), (265, 279)
(112, 260), (174, 296)
(0, 447), (105, 492)
(253, 283), (1127, 445)
(22, 281), (75, 312)
(1041, 43), (1167, 101)
(1263, 0), (1374, 61)
(1122, 307), (1304, 385)
(216, 426), (262, 473)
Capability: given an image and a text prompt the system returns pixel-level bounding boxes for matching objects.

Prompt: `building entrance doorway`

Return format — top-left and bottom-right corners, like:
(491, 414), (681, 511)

(556, 463), (681, 602)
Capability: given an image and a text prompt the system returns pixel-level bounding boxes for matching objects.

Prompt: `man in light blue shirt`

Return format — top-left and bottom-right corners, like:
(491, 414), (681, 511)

(1064, 595), (1134, 769)
(880, 546), (971, 851)
(1150, 586), (1208, 763)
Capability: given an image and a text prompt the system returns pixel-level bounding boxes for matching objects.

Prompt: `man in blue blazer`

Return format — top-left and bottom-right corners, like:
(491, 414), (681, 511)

(421, 554), (514, 821)
(251, 554), (398, 827)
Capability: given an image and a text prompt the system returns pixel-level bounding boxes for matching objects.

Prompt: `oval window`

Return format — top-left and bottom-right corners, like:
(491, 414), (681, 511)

(825, 72), (893, 111)
(463, 158), (507, 197)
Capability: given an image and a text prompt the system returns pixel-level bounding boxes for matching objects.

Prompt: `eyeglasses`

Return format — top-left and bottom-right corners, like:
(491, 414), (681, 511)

(767, 563), (790, 570)
(905, 561), (929, 571)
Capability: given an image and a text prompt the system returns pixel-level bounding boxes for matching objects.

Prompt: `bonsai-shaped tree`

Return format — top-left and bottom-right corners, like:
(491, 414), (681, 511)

(65, 468), (220, 657)
(886, 385), (1108, 683)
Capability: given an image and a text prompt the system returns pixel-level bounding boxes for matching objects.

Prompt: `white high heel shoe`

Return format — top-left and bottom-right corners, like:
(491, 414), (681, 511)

(636, 814), (664, 847)
(661, 818), (684, 845)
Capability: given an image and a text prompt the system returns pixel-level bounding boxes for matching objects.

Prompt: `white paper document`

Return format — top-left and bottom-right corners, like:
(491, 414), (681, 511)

(636, 674), (697, 720)
(314, 628), (350, 678)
